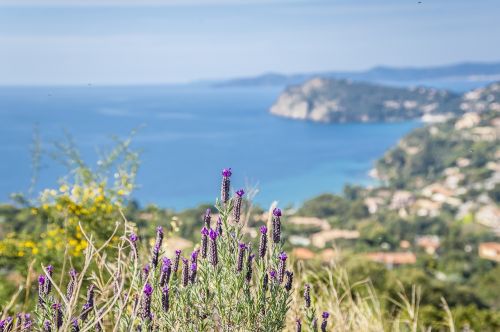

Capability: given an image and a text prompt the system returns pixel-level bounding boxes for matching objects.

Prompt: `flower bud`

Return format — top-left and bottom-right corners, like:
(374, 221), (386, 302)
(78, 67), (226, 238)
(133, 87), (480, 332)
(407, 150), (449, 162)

(173, 250), (182, 274)
(162, 286), (169, 313)
(258, 226), (267, 258)
(236, 243), (246, 272)
(277, 252), (287, 284)
(321, 312), (329, 332)
(232, 189), (245, 223)
(304, 284), (311, 308)
(272, 208), (282, 244)
(209, 229), (219, 267)
(181, 258), (189, 287)
(201, 227), (209, 258)
(220, 168), (232, 204)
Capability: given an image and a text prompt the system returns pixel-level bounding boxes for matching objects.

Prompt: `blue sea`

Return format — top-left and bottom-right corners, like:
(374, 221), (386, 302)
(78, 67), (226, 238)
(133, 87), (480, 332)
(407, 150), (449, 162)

(0, 84), (429, 210)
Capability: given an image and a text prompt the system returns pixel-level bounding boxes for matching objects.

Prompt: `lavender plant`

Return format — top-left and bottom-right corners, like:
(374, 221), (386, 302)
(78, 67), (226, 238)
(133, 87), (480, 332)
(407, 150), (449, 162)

(0, 168), (336, 332)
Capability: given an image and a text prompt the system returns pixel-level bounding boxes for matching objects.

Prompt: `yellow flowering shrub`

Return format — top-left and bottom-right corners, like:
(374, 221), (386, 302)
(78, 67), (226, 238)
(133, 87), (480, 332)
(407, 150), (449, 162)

(0, 133), (140, 266)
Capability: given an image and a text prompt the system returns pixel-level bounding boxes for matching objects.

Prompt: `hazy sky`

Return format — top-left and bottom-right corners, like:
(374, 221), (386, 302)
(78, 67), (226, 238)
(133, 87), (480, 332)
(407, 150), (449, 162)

(1, 0), (499, 85)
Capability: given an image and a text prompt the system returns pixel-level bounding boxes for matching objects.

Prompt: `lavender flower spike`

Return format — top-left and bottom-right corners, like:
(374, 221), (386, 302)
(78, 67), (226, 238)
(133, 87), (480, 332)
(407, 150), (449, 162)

(162, 286), (170, 313)
(173, 250), (182, 274)
(296, 319), (302, 332)
(245, 253), (255, 283)
(277, 251), (287, 284)
(38, 274), (46, 305)
(208, 229), (219, 267)
(262, 272), (269, 292)
(304, 284), (311, 308)
(191, 249), (199, 265)
(81, 284), (95, 322)
(155, 226), (164, 248)
(258, 226), (267, 258)
(159, 258), (172, 287)
(67, 268), (78, 300)
(44, 265), (54, 295)
(284, 270), (293, 291)
(216, 217), (223, 236)
(272, 208), (282, 244)
(43, 320), (52, 332)
(141, 283), (153, 321)
(220, 168), (232, 204)
(321, 312), (329, 332)
(236, 243), (246, 272)
(71, 318), (80, 332)
(190, 263), (198, 284)
(151, 244), (160, 269)
(203, 209), (211, 229)
(201, 227), (209, 258)
(181, 258), (189, 287)
(129, 233), (139, 260)
(232, 189), (245, 223)
(142, 264), (150, 281)
(52, 303), (63, 329)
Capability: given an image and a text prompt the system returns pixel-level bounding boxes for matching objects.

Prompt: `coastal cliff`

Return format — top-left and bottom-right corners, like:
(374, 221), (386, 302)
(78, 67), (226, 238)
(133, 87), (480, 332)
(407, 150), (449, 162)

(269, 78), (460, 123)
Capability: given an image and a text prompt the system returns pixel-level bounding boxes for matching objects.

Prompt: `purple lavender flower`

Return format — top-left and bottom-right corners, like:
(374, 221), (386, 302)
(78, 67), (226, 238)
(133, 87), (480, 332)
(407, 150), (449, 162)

(38, 274), (46, 305)
(259, 226), (267, 258)
(15, 313), (22, 330)
(278, 252), (287, 284)
(269, 269), (277, 282)
(162, 286), (169, 313)
(155, 226), (164, 247)
(5, 317), (13, 331)
(66, 268), (78, 300)
(142, 264), (150, 281)
(304, 284), (311, 308)
(0, 320), (6, 331)
(321, 312), (329, 332)
(181, 258), (189, 287)
(209, 229), (218, 267)
(173, 250), (182, 274)
(216, 217), (223, 236)
(151, 226), (163, 267)
(129, 233), (139, 260)
(43, 320), (52, 332)
(262, 272), (269, 292)
(52, 303), (63, 329)
(71, 318), (79, 332)
(24, 313), (32, 330)
(203, 209), (211, 229)
(284, 271), (293, 291)
(44, 265), (54, 295)
(190, 263), (198, 284)
(141, 283), (153, 321)
(296, 319), (302, 332)
(272, 208), (282, 244)
(159, 258), (172, 287)
(201, 227), (209, 258)
(151, 244), (160, 269)
(191, 249), (199, 265)
(236, 243), (247, 272)
(312, 318), (318, 331)
(232, 189), (245, 223)
(245, 254), (255, 283)
(220, 168), (232, 204)
(81, 284), (95, 322)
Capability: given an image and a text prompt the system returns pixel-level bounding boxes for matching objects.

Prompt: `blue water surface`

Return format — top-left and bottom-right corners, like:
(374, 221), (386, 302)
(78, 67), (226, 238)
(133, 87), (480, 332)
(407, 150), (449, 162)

(0, 85), (420, 209)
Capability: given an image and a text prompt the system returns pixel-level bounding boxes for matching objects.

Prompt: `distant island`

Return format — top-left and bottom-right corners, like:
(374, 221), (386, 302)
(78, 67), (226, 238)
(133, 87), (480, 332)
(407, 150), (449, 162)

(269, 78), (462, 123)
(213, 62), (500, 88)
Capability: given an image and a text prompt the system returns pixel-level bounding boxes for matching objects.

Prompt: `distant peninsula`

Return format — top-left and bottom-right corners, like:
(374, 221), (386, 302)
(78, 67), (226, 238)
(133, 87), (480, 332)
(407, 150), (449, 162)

(269, 78), (462, 123)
